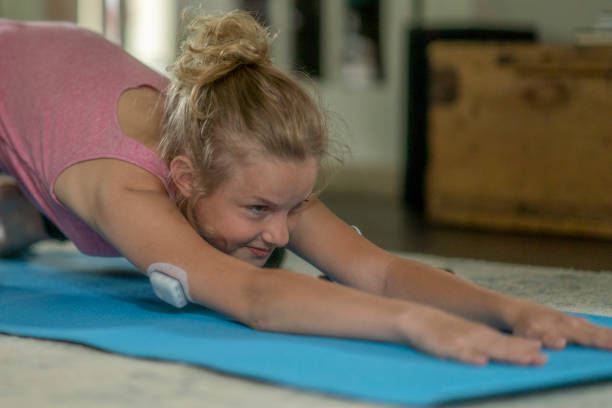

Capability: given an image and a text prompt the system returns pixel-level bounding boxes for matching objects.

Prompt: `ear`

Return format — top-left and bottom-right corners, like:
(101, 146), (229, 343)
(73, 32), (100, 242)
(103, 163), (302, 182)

(170, 156), (197, 199)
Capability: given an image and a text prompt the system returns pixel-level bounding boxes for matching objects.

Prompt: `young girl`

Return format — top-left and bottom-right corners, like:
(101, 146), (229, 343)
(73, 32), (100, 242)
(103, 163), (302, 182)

(1, 11), (611, 366)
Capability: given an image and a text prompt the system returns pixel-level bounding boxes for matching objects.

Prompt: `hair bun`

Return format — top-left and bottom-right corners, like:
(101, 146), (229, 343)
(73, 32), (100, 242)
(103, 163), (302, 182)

(173, 10), (272, 87)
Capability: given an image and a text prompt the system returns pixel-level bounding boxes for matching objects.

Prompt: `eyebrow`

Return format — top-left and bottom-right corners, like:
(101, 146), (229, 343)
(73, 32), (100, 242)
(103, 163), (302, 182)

(250, 196), (280, 207)
(249, 196), (310, 208)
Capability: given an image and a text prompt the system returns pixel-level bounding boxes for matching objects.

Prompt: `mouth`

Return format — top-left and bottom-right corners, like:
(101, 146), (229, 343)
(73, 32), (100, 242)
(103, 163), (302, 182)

(246, 246), (273, 258)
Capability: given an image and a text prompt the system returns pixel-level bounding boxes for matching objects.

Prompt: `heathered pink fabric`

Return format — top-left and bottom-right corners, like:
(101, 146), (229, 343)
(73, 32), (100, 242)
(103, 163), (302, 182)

(0, 19), (171, 256)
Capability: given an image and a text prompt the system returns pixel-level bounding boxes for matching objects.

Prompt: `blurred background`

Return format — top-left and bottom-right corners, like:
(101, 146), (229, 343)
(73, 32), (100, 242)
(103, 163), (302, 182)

(1, 0), (611, 269)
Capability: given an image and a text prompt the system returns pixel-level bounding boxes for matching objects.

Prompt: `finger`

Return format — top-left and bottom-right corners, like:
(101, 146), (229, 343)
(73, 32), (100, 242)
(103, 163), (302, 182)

(428, 341), (488, 366)
(565, 321), (612, 350)
(484, 337), (547, 366)
(515, 322), (545, 341)
(515, 323), (567, 350)
(540, 333), (566, 350)
(431, 336), (492, 366)
(456, 349), (489, 366)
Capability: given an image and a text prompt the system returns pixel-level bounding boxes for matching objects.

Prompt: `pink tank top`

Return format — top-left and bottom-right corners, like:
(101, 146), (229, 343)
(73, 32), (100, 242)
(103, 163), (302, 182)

(0, 19), (171, 256)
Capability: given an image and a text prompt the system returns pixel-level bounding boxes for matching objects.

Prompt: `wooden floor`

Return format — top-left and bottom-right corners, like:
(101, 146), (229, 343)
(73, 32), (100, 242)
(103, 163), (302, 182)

(319, 191), (612, 272)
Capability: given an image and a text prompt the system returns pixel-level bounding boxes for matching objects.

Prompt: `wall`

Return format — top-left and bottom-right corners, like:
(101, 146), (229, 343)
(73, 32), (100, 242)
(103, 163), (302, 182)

(0, 0), (76, 21)
(472, 0), (610, 43)
(321, 0), (611, 196)
(2, 0), (609, 196)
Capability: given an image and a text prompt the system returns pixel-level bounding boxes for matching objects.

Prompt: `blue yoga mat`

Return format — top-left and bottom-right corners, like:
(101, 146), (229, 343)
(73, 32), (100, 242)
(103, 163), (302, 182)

(2, 252), (612, 406)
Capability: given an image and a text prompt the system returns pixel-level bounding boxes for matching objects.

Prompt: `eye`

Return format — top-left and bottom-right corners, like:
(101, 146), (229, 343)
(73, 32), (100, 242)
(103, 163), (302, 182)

(248, 205), (268, 215)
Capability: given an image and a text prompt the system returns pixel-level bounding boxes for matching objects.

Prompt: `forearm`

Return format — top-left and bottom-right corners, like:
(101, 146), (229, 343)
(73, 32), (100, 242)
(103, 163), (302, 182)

(225, 267), (555, 367)
(228, 266), (413, 343)
(382, 257), (520, 329)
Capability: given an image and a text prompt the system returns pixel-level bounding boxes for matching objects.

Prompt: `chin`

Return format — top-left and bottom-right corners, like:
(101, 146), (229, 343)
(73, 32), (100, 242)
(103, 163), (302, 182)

(228, 247), (270, 267)
(248, 257), (270, 267)
(231, 252), (269, 267)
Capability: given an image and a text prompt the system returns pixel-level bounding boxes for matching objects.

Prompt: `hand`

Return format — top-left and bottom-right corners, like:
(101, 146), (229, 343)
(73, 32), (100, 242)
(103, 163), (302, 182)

(509, 300), (612, 351)
(398, 305), (547, 366)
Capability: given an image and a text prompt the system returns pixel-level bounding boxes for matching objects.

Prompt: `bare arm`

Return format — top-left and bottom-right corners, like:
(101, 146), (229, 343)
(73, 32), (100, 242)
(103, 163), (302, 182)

(383, 257), (516, 328)
(52, 161), (547, 365)
(384, 255), (612, 351)
(288, 199), (511, 327)
(290, 199), (612, 352)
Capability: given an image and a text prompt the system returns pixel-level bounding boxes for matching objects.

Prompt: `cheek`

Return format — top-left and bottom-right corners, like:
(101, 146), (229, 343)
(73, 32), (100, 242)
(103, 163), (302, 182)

(200, 215), (260, 250)
(287, 215), (299, 231)
(193, 204), (231, 249)
(192, 200), (262, 251)
(223, 219), (259, 242)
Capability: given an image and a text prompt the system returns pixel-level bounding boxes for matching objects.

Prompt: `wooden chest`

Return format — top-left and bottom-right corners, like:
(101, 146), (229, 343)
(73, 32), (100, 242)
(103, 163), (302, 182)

(426, 42), (612, 238)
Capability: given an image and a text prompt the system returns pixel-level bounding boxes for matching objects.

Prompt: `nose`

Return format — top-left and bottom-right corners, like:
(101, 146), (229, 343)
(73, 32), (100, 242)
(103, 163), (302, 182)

(261, 214), (290, 248)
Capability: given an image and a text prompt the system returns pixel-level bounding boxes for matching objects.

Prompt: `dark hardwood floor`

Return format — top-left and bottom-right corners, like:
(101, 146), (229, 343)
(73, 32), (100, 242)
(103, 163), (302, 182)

(319, 191), (612, 272)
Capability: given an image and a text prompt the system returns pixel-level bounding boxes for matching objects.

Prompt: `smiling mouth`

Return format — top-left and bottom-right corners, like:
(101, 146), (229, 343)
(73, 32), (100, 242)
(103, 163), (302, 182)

(247, 246), (273, 258)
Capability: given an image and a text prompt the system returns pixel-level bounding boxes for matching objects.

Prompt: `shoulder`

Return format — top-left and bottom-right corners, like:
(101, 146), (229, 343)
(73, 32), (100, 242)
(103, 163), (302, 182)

(54, 159), (168, 228)
(57, 158), (165, 195)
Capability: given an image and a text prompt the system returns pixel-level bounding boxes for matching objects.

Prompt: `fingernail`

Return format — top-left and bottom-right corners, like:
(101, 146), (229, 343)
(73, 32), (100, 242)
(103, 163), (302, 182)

(536, 354), (548, 365)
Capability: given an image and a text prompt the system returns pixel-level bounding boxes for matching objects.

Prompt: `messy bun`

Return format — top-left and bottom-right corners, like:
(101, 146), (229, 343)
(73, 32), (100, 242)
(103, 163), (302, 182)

(160, 10), (342, 225)
(173, 10), (272, 104)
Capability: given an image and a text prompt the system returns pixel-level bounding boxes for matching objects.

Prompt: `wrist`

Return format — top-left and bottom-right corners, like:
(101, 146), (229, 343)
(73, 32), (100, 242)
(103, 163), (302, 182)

(391, 301), (435, 344)
(494, 295), (533, 330)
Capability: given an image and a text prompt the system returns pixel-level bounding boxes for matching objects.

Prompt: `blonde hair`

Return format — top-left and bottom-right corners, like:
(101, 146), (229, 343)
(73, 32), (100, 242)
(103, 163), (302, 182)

(159, 10), (341, 223)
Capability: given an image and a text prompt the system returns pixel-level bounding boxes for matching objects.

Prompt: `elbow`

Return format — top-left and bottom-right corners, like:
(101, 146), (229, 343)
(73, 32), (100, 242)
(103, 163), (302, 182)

(241, 302), (276, 333)
(243, 313), (270, 332)
(235, 270), (278, 332)
(237, 267), (305, 333)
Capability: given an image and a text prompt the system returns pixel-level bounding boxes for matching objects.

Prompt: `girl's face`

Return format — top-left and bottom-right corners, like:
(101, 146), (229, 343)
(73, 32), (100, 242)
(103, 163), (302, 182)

(193, 155), (318, 267)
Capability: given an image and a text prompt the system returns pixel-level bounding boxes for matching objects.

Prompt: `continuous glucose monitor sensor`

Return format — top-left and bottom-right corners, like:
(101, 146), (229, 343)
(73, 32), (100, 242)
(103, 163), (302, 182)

(147, 263), (192, 308)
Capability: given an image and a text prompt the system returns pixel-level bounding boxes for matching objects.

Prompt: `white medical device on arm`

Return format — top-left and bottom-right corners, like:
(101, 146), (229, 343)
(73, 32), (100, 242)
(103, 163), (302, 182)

(146, 263), (192, 308)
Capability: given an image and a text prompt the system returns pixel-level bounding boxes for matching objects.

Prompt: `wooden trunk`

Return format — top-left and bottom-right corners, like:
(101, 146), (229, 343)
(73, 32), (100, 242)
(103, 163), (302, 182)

(426, 42), (612, 239)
